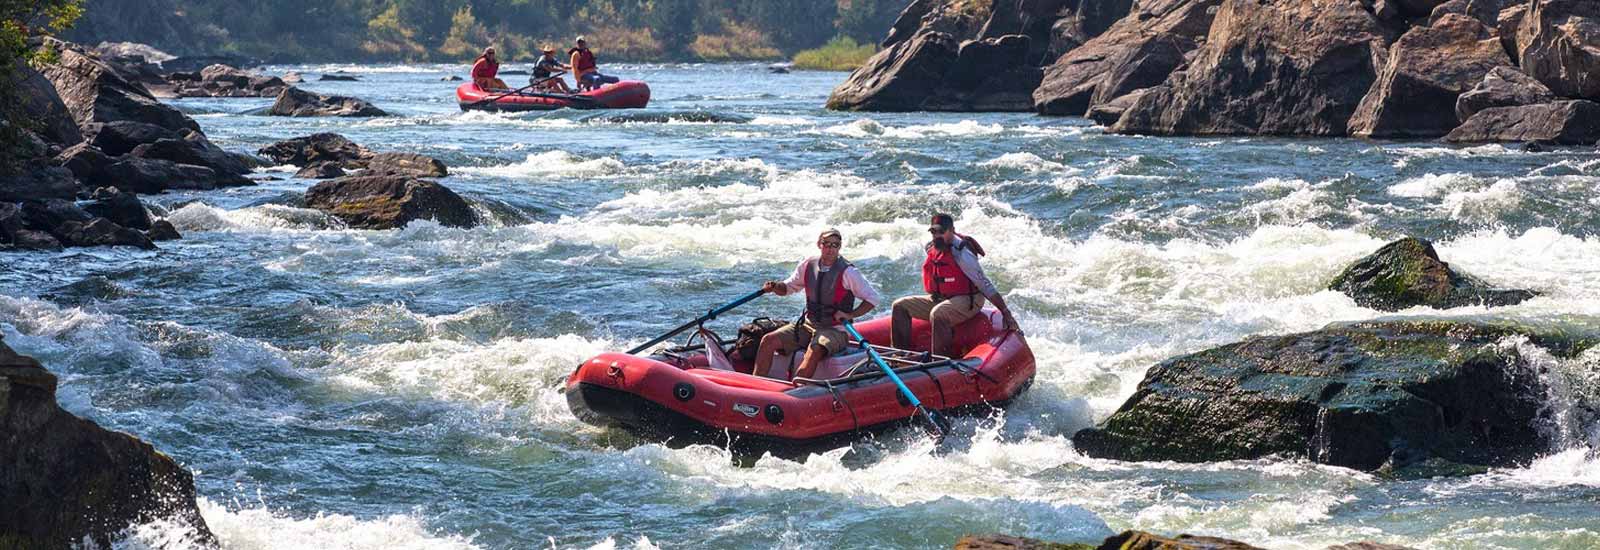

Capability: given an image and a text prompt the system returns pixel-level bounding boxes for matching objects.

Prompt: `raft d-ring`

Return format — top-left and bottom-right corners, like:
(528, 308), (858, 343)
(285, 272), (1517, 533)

(607, 364), (624, 378)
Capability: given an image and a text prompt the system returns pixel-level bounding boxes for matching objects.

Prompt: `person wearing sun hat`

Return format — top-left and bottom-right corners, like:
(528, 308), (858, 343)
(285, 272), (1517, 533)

(752, 229), (882, 381)
(532, 45), (573, 93)
(891, 213), (1021, 358)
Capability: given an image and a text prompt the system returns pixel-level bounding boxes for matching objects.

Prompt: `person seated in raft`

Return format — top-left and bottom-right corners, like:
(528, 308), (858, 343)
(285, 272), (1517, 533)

(532, 47), (573, 93)
(890, 213), (1021, 358)
(569, 36), (620, 91)
(753, 228), (881, 381)
(471, 46), (508, 92)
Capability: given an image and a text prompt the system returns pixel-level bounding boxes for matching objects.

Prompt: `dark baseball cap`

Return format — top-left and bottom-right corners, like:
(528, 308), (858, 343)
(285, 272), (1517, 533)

(929, 213), (955, 231)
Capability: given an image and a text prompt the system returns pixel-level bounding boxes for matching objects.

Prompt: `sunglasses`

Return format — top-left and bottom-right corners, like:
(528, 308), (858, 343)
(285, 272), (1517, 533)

(928, 227), (949, 234)
(818, 240), (842, 248)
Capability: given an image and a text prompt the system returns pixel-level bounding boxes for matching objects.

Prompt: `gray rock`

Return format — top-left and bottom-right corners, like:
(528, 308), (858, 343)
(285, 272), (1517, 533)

(1034, 0), (1221, 116)
(1429, 0), (1505, 27)
(1087, 87), (1155, 126)
(56, 218), (156, 249)
(146, 219), (182, 241)
(0, 166), (78, 203)
(319, 73), (361, 81)
(53, 143), (114, 184)
(20, 199), (93, 233)
(364, 153), (448, 178)
(9, 60), (83, 146)
(1071, 320), (1587, 474)
(82, 188), (152, 230)
(1445, 99), (1600, 144)
(87, 120), (183, 156)
(268, 86), (389, 117)
(34, 38), (199, 135)
(295, 161), (345, 179)
(0, 338), (216, 546)
(128, 131), (254, 177)
(826, 31), (962, 111)
(257, 133), (373, 167)
(304, 175), (477, 230)
(1112, 0), (1398, 136)
(10, 229), (62, 250)
(1500, 2), (1530, 60)
(1516, 0), (1600, 100)
(102, 157), (251, 194)
(1349, 14), (1513, 139)
(1456, 66), (1557, 121)
(1327, 237), (1538, 310)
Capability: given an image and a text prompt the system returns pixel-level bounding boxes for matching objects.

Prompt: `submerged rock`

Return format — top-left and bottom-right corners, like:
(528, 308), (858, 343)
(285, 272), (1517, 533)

(364, 152), (449, 178)
(268, 86), (388, 117)
(1098, 531), (1264, 550)
(304, 175), (477, 230)
(146, 219), (182, 241)
(954, 534), (1093, 549)
(1328, 237), (1537, 310)
(83, 187), (153, 230)
(0, 337), (216, 547)
(956, 531), (1416, 550)
(1071, 320), (1589, 474)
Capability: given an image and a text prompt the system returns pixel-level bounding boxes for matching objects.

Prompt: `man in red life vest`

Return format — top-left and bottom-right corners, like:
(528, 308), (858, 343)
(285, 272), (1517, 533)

(753, 229), (882, 381)
(471, 47), (508, 92)
(891, 213), (1020, 358)
(570, 36), (620, 91)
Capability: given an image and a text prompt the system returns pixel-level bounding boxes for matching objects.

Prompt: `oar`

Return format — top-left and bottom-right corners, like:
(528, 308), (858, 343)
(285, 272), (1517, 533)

(840, 320), (951, 439)
(626, 289), (766, 355)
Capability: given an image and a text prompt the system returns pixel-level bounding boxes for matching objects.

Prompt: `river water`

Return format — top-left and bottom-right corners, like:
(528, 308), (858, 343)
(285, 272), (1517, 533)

(3, 64), (1599, 549)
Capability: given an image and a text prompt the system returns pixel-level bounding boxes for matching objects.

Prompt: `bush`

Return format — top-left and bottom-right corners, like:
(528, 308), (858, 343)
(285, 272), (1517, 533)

(791, 36), (875, 71)
(690, 19), (780, 61)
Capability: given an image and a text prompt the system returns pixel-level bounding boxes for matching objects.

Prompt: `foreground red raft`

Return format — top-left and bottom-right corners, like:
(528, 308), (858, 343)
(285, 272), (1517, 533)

(565, 310), (1035, 457)
(456, 80), (650, 111)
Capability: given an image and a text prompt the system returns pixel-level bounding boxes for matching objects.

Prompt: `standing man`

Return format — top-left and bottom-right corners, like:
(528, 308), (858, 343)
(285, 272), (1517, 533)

(569, 36), (620, 91)
(892, 213), (1020, 358)
(753, 229), (881, 381)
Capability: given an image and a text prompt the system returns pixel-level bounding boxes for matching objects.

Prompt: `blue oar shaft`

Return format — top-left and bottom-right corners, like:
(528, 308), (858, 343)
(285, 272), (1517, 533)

(841, 321), (929, 412)
(626, 289), (765, 355)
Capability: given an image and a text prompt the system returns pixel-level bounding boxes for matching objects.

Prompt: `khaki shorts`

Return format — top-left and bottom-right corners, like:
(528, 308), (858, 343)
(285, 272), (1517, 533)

(766, 320), (849, 357)
(893, 294), (986, 326)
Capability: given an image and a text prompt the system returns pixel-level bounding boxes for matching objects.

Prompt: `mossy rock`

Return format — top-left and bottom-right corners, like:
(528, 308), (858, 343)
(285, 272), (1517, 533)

(1072, 320), (1596, 475)
(1328, 237), (1537, 311)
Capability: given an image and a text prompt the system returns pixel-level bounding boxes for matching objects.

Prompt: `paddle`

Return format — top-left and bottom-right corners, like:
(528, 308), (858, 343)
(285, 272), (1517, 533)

(840, 320), (951, 439)
(468, 82), (537, 108)
(626, 289), (767, 355)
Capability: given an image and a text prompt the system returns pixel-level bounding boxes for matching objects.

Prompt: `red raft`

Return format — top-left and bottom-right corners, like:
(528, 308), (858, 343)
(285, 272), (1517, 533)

(565, 310), (1035, 457)
(456, 81), (650, 111)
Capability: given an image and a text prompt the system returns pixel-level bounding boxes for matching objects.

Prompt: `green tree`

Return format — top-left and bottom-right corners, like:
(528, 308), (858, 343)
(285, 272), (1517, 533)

(646, 0), (697, 56)
(1, 0), (82, 172)
(836, 0), (901, 44)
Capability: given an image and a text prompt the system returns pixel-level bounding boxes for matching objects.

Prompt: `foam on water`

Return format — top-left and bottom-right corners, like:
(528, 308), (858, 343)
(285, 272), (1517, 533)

(1386, 172), (1478, 198)
(116, 498), (481, 550)
(459, 151), (626, 178)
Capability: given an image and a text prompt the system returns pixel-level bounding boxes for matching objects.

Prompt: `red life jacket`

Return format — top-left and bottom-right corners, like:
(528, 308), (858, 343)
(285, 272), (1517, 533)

(471, 57), (498, 79)
(923, 235), (984, 298)
(803, 257), (855, 326)
(570, 48), (597, 73)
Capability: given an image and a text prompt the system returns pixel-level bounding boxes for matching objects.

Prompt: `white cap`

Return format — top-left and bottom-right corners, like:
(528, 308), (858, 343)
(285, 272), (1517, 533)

(575, 35), (586, 43)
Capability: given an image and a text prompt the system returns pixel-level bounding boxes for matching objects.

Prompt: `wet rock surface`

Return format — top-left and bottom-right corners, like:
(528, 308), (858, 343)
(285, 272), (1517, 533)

(1328, 237), (1538, 311)
(0, 336), (216, 548)
(304, 175), (477, 230)
(269, 86), (389, 117)
(1071, 320), (1587, 474)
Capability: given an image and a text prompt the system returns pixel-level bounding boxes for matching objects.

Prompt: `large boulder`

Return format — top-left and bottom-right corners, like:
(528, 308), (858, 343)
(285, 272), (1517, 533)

(10, 60), (83, 146)
(827, 31), (962, 111)
(55, 218), (156, 249)
(1097, 531), (1265, 550)
(925, 34), (1044, 111)
(54, 142), (115, 184)
(1455, 66), (1557, 121)
(1328, 237), (1536, 310)
(86, 120), (183, 156)
(0, 337), (216, 547)
(1033, 0), (1222, 116)
(295, 161), (345, 179)
(1516, 0), (1600, 100)
(981, 0), (1136, 61)
(0, 166), (78, 203)
(1430, 0), (1508, 27)
(364, 152), (449, 178)
(83, 187), (153, 230)
(257, 133), (373, 167)
(1348, 14), (1513, 138)
(93, 42), (176, 64)
(1112, 0), (1398, 136)
(304, 175), (477, 230)
(35, 38), (199, 135)
(128, 132), (255, 177)
(167, 64), (287, 98)
(268, 86), (389, 117)
(1445, 99), (1600, 144)
(1071, 321), (1590, 474)
(102, 157), (251, 194)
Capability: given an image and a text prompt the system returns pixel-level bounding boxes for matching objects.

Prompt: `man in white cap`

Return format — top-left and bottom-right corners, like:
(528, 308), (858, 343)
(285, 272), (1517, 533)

(753, 229), (881, 381)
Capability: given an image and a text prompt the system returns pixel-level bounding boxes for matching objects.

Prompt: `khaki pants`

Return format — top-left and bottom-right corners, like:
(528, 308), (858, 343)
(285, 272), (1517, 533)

(766, 320), (849, 357)
(891, 294), (985, 356)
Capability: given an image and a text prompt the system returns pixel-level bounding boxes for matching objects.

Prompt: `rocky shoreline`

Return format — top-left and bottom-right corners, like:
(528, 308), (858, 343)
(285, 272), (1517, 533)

(832, 0), (1600, 144)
